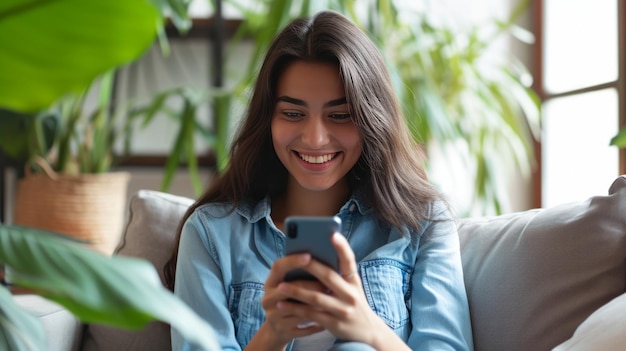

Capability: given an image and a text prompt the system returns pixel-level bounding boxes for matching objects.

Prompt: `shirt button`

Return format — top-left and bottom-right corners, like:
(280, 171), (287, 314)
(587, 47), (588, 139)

(349, 204), (356, 212)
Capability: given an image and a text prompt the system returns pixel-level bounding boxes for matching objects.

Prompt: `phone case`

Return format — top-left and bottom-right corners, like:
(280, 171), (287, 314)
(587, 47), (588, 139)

(284, 216), (341, 281)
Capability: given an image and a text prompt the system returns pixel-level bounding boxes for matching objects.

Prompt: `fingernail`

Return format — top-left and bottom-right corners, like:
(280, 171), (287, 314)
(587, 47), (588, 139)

(333, 233), (346, 242)
(299, 253), (311, 264)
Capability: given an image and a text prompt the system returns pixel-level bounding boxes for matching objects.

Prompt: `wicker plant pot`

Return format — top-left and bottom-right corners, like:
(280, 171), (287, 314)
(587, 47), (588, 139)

(14, 171), (130, 255)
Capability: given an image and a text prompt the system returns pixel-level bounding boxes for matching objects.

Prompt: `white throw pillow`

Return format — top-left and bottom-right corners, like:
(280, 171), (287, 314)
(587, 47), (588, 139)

(552, 293), (626, 350)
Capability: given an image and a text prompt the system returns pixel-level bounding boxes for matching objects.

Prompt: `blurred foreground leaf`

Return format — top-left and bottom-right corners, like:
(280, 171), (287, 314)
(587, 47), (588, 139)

(0, 0), (160, 113)
(0, 286), (46, 351)
(0, 225), (219, 350)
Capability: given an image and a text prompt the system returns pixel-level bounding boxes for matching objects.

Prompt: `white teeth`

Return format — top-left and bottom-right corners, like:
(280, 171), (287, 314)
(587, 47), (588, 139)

(299, 153), (335, 164)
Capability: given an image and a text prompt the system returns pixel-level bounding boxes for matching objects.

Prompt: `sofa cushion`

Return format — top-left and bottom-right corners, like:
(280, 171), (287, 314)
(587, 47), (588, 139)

(458, 176), (626, 351)
(81, 190), (194, 351)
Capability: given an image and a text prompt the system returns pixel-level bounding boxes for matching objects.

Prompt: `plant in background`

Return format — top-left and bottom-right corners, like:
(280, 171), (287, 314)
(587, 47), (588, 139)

(25, 70), (135, 175)
(610, 127), (626, 148)
(0, 71), (130, 177)
(128, 87), (231, 194)
(359, 0), (541, 215)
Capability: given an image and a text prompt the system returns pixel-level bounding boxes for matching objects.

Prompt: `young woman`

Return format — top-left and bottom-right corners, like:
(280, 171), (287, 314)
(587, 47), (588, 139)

(165, 10), (473, 351)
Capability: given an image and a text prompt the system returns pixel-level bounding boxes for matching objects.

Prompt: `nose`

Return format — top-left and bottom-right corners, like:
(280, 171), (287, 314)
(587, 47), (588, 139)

(301, 115), (329, 147)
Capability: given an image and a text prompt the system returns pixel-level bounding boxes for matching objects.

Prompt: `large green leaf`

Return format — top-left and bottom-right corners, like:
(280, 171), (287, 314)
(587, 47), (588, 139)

(0, 0), (160, 113)
(0, 225), (219, 350)
(0, 286), (46, 351)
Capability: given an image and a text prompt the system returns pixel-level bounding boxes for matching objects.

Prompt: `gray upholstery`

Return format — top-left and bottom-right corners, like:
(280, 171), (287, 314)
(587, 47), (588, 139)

(82, 190), (194, 351)
(16, 176), (626, 351)
(458, 176), (626, 351)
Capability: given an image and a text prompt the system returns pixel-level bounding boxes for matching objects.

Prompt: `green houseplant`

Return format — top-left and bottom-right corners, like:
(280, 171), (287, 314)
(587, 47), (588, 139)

(7, 71), (138, 254)
(0, 0), (159, 254)
(0, 0), (219, 350)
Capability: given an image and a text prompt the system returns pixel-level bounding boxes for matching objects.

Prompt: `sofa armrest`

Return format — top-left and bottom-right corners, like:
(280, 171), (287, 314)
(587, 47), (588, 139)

(14, 294), (82, 351)
(81, 190), (193, 351)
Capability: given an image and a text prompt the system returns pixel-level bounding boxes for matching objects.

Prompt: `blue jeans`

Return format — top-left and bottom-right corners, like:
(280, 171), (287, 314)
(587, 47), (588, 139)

(328, 342), (377, 351)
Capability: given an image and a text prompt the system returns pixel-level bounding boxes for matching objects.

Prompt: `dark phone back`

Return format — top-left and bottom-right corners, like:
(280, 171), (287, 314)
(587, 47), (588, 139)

(284, 216), (341, 281)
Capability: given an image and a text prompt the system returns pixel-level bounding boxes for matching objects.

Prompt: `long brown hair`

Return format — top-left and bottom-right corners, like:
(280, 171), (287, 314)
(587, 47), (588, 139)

(164, 11), (443, 290)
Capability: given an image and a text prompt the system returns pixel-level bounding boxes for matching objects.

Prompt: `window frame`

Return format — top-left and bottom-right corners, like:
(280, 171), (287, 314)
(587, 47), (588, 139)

(530, 0), (626, 208)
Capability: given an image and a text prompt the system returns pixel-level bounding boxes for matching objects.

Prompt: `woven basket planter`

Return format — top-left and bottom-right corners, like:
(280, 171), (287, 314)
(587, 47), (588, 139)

(14, 171), (130, 255)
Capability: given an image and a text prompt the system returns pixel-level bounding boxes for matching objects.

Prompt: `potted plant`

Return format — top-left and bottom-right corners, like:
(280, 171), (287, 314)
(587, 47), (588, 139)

(0, 0), (219, 350)
(0, 0), (198, 255)
(0, 0), (167, 254)
(7, 71), (136, 255)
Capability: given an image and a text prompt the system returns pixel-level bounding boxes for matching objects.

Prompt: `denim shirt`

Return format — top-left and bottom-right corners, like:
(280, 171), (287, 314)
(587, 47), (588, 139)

(171, 195), (474, 351)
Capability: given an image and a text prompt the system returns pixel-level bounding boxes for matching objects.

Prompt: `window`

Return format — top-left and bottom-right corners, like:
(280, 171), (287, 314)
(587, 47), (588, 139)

(534, 0), (625, 207)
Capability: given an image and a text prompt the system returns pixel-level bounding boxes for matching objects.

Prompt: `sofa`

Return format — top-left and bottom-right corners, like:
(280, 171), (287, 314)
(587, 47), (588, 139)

(15, 175), (626, 351)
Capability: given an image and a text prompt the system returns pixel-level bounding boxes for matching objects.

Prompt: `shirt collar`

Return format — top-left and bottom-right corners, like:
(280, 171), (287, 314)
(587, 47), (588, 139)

(235, 197), (271, 223)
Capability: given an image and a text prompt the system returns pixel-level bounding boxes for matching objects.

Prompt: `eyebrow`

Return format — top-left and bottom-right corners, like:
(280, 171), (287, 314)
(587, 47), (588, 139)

(276, 96), (347, 108)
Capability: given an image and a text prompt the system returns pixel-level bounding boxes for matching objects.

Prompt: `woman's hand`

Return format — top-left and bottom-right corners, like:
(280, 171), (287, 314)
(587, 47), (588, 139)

(307, 233), (385, 343)
(254, 233), (406, 351)
(255, 252), (326, 350)
(272, 234), (387, 345)
(249, 234), (410, 351)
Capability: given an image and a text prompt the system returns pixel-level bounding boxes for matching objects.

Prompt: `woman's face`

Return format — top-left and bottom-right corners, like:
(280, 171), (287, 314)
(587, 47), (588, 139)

(271, 61), (362, 193)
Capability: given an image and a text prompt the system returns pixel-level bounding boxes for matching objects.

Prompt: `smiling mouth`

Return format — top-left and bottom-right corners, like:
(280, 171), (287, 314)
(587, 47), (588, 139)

(297, 152), (338, 164)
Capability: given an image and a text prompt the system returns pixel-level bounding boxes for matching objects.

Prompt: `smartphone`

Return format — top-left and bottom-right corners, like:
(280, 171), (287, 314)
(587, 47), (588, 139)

(283, 215), (341, 281)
